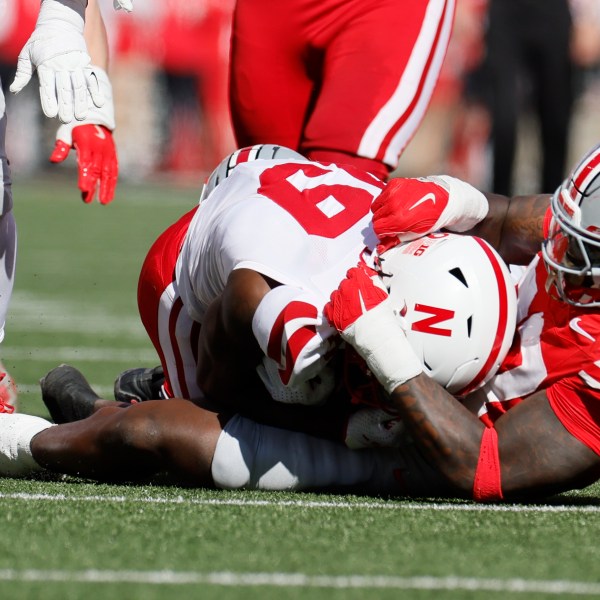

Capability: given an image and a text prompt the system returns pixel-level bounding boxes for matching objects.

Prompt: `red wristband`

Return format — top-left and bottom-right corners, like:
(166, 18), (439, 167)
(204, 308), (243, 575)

(473, 426), (504, 502)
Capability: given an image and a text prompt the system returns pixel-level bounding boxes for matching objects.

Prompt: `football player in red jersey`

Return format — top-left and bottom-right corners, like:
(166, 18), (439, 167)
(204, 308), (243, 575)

(229, 0), (456, 182)
(326, 141), (600, 501)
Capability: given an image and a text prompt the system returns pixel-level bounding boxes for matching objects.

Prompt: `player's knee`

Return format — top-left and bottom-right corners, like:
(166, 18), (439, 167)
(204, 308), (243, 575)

(96, 405), (165, 457)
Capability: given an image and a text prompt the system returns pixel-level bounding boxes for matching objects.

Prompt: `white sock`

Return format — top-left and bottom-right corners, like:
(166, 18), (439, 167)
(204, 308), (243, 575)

(211, 414), (403, 493)
(0, 414), (53, 477)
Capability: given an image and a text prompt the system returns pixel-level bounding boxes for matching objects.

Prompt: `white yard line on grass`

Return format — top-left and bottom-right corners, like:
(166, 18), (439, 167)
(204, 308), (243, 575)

(0, 569), (598, 594)
(7, 291), (146, 337)
(0, 491), (599, 514)
(3, 347), (157, 363)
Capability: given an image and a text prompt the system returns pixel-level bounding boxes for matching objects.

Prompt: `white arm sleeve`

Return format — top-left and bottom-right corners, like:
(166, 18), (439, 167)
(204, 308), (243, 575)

(252, 285), (338, 404)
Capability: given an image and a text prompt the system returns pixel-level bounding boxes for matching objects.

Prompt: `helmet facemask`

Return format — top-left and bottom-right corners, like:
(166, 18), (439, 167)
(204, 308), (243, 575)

(542, 147), (600, 307)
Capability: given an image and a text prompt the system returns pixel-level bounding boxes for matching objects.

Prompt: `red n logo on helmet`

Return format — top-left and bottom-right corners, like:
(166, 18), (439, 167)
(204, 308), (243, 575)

(411, 303), (454, 337)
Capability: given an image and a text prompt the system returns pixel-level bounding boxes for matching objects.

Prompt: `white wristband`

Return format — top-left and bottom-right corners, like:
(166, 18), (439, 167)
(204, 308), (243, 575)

(344, 301), (422, 394)
(432, 175), (489, 232)
(41, 0), (86, 25)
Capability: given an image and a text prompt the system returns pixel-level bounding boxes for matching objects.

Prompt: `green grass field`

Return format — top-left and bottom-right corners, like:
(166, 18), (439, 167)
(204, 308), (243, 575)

(1, 173), (600, 600)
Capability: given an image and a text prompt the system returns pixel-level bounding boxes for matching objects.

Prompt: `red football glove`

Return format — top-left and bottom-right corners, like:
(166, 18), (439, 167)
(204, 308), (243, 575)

(372, 175), (488, 254)
(50, 124), (118, 204)
(324, 265), (388, 331)
(324, 265), (422, 394)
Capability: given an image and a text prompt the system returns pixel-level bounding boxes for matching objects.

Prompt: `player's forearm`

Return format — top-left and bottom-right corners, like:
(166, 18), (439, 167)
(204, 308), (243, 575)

(468, 193), (550, 265)
(84, 0), (109, 70)
(387, 373), (484, 493)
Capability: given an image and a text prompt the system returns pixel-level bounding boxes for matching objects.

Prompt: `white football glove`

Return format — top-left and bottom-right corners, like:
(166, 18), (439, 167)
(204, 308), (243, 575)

(344, 407), (406, 449)
(113, 0), (134, 12)
(257, 359), (336, 405)
(53, 67), (115, 144)
(10, 0), (104, 123)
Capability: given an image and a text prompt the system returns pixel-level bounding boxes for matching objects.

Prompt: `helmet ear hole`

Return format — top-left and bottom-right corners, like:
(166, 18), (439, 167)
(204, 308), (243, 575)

(200, 145), (306, 202)
(380, 233), (517, 396)
(449, 267), (468, 287)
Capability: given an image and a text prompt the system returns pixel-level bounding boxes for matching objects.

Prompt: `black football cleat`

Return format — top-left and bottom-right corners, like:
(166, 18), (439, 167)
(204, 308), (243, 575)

(40, 364), (101, 424)
(113, 365), (165, 403)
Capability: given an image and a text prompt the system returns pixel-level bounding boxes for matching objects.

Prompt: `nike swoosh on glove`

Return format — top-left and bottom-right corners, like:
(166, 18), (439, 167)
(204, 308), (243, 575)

(372, 175), (488, 253)
(324, 265), (422, 394)
(9, 0), (104, 123)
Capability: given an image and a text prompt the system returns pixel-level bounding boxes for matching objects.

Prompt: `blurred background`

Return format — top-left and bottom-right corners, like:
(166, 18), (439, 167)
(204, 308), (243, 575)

(1, 0), (600, 195)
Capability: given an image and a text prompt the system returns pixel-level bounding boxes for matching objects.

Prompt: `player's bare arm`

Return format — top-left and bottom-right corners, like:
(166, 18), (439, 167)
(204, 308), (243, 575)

(196, 268), (350, 439)
(388, 375), (600, 499)
(84, 0), (109, 71)
(469, 193), (551, 265)
(373, 176), (551, 266)
(196, 268), (271, 410)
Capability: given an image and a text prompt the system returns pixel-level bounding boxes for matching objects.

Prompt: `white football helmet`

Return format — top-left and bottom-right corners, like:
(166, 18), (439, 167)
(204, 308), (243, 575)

(378, 233), (517, 396)
(199, 144), (306, 202)
(542, 142), (600, 307)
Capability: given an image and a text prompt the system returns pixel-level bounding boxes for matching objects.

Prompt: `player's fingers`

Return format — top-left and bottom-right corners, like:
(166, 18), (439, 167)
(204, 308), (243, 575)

(99, 172), (116, 205)
(75, 144), (96, 203)
(85, 70), (105, 108)
(80, 168), (98, 204)
(99, 157), (118, 205)
(37, 66), (60, 119)
(55, 70), (75, 124)
(49, 140), (71, 163)
(9, 54), (33, 95)
(71, 70), (88, 121)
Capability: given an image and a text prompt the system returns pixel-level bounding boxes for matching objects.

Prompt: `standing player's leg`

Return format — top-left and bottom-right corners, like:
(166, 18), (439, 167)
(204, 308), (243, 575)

(229, 0), (315, 152)
(301, 0), (456, 180)
(0, 85), (19, 413)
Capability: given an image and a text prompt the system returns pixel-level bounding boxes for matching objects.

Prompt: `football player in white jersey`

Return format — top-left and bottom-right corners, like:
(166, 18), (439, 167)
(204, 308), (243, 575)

(0, 143), (564, 500)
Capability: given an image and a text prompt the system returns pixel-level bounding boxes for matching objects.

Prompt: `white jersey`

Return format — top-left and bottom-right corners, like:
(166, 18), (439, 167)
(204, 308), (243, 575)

(176, 158), (384, 403)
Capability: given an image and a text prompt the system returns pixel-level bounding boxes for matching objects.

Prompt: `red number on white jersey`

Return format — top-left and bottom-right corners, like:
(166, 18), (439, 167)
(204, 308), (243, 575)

(258, 162), (382, 238)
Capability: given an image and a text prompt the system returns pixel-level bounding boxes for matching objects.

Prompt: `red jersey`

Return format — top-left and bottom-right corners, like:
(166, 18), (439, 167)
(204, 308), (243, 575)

(481, 255), (600, 455)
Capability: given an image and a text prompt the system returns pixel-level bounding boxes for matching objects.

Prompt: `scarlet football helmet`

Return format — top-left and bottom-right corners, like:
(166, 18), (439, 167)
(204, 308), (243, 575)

(199, 144), (306, 202)
(378, 233), (517, 396)
(542, 143), (600, 307)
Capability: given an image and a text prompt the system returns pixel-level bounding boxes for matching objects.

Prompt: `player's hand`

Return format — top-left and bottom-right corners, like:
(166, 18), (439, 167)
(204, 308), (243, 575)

(49, 66), (117, 204)
(9, 0), (104, 124)
(51, 124), (118, 204)
(324, 264), (422, 394)
(113, 0), (134, 11)
(324, 264), (389, 332)
(372, 176), (488, 253)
